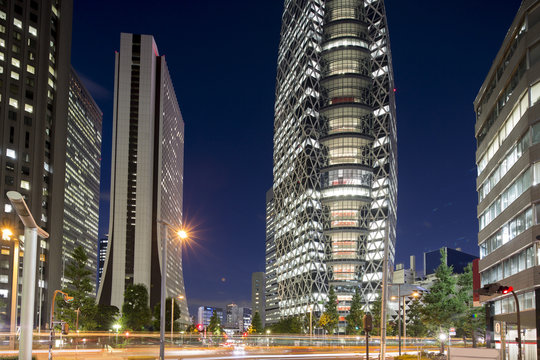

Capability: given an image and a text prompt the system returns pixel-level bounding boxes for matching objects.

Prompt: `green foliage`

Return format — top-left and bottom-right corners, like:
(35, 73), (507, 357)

(456, 263), (486, 346)
(345, 288), (364, 334)
(208, 309), (222, 334)
(121, 284), (152, 331)
(152, 297), (181, 331)
(321, 286), (339, 334)
(94, 304), (120, 331)
(251, 311), (263, 334)
(406, 297), (427, 337)
(271, 316), (303, 334)
(421, 249), (465, 335)
(56, 246), (97, 330)
(370, 294), (382, 334)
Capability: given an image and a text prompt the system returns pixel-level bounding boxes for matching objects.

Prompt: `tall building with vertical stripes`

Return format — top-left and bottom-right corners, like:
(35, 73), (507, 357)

(269, 0), (397, 331)
(98, 33), (189, 326)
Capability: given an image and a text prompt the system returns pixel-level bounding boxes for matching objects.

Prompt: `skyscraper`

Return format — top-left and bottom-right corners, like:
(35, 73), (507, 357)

(251, 272), (265, 326)
(0, 0), (73, 328)
(269, 0), (397, 331)
(63, 67), (102, 295)
(98, 33), (189, 326)
(475, 0), (540, 356)
(264, 188), (279, 325)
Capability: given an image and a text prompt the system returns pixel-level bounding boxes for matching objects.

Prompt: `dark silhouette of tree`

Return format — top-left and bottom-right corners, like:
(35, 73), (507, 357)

(121, 284), (152, 331)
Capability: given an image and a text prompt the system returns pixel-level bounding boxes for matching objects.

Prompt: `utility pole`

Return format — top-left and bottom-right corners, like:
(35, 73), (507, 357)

(379, 223), (390, 360)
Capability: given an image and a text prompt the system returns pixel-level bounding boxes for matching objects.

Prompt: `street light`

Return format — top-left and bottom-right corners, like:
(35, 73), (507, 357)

(158, 220), (188, 360)
(171, 294), (184, 340)
(6, 191), (49, 360)
(1, 227), (19, 345)
(390, 286), (421, 355)
(49, 290), (74, 360)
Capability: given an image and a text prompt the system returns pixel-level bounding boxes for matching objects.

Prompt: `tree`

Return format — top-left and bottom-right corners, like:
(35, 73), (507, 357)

(406, 297), (427, 337)
(456, 263), (485, 347)
(121, 284), (152, 331)
(370, 294), (382, 334)
(152, 298), (181, 332)
(56, 246), (97, 330)
(94, 304), (119, 331)
(321, 286), (339, 334)
(207, 309), (222, 334)
(421, 248), (465, 352)
(271, 316), (303, 334)
(345, 288), (365, 334)
(251, 311), (263, 334)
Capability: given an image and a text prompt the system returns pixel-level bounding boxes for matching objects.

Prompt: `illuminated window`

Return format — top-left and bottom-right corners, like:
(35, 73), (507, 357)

(28, 26), (37, 36)
(40, 254), (45, 262)
(0, 249), (9, 256)
(0, 52), (4, 61)
(11, 58), (19, 68)
(20, 180), (30, 190)
(26, 64), (34, 74)
(9, 98), (17, 108)
(13, 19), (22, 29)
(0, 275), (7, 283)
(4, 204), (12, 213)
(24, 104), (33, 113)
(0, 11), (6, 20)
(10, 71), (19, 80)
(0, 38), (4, 48)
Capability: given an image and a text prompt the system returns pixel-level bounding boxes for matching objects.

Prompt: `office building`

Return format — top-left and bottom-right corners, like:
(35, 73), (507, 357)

(393, 256), (416, 285)
(269, 0), (397, 331)
(97, 235), (108, 288)
(475, 0), (540, 358)
(0, 0), (73, 329)
(264, 188), (279, 325)
(424, 247), (476, 276)
(226, 303), (238, 327)
(251, 272), (265, 326)
(197, 306), (223, 327)
(97, 33), (189, 326)
(63, 67), (101, 295)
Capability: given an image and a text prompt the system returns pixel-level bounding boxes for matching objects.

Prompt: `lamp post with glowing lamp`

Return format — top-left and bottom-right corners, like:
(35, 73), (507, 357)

(158, 221), (187, 360)
(48, 290), (74, 360)
(390, 289), (420, 355)
(6, 191), (49, 360)
(171, 294), (184, 340)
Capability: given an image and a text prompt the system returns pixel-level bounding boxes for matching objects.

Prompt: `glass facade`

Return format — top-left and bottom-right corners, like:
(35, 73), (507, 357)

(63, 68), (101, 295)
(270, 0), (397, 330)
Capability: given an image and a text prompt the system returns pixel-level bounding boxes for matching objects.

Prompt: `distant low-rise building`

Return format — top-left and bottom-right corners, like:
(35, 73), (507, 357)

(197, 306), (223, 327)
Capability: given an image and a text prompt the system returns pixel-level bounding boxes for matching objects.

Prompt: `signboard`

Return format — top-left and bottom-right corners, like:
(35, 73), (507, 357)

(449, 327), (456, 336)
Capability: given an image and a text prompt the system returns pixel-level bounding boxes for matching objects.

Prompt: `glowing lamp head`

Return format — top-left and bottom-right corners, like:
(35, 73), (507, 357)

(113, 324), (121, 331)
(1, 228), (12, 240)
(439, 333), (447, 341)
(502, 286), (513, 294)
(412, 292), (420, 298)
(64, 295), (74, 303)
(177, 230), (188, 240)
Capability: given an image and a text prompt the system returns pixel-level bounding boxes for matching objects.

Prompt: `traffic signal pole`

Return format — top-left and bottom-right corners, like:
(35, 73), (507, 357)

(511, 290), (522, 360)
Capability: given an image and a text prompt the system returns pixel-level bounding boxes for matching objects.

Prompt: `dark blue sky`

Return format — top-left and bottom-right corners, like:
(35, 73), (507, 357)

(71, 0), (522, 312)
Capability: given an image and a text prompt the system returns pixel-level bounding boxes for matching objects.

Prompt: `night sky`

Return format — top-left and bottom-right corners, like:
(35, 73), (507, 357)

(71, 0), (522, 314)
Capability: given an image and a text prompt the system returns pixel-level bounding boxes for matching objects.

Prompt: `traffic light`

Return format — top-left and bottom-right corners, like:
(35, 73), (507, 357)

(477, 282), (514, 296)
(196, 323), (204, 332)
(61, 322), (69, 335)
(363, 314), (373, 332)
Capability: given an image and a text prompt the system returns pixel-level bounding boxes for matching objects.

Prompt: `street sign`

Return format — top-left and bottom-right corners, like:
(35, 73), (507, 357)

(449, 327), (456, 336)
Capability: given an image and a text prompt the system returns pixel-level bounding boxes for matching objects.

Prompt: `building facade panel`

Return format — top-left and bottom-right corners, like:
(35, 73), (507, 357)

(475, 1), (540, 358)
